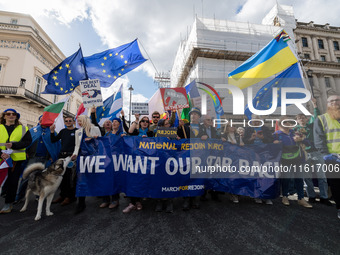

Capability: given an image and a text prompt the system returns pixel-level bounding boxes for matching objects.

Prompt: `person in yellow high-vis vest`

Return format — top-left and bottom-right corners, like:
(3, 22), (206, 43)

(314, 95), (340, 219)
(0, 109), (31, 213)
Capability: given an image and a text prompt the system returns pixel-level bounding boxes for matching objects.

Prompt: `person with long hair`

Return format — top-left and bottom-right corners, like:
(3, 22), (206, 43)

(71, 115), (101, 214)
(0, 109), (32, 213)
(123, 114), (153, 213)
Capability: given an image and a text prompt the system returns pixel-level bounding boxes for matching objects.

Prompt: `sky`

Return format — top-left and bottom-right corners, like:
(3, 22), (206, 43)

(0, 0), (339, 112)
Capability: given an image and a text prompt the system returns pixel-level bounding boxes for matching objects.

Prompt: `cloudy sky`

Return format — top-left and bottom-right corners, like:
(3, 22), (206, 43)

(0, 0), (338, 109)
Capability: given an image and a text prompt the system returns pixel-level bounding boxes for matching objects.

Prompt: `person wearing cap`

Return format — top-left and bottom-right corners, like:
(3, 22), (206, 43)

(0, 108), (32, 213)
(99, 117), (126, 209)
(178, 107), (207, 211)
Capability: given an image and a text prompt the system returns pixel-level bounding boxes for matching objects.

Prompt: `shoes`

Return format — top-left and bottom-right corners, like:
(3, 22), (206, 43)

(320, 198), (332, 206)
(155, 200), (163, 212)
(99, 202), (109, 208)
(166, 200), (174, 213)
(61, 197), (75, 206)
(74, 203), (86, 214)
(52, 197), (64, 204)
(338, 209), (340, 219)
(109, 201), (119, 209)
(136, 202), (143, 211)
(282, 196), (290, 206)
(182, 198), (190, 211)
(231, 195), (239, 204)
(254, 198), (263, 204)
(308, 197), (316, 203)
(0, 203), (13, 213)
(123, 203), (136, 213)
(265, 199), (273, 205)
(298, 199), (313, 208)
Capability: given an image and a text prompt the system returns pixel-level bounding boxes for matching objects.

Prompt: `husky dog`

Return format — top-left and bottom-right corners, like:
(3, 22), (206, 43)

(20, 157), (72, 221)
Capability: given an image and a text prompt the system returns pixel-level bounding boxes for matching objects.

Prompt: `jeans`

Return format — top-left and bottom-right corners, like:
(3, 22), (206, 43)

(303, 151), (329, 199)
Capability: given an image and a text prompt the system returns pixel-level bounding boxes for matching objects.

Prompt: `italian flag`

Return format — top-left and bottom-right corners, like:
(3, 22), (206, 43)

(40, 96), (69, 127)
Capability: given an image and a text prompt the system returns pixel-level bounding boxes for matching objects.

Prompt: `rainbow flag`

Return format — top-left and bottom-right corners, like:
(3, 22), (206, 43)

(228, 30), (297, 89)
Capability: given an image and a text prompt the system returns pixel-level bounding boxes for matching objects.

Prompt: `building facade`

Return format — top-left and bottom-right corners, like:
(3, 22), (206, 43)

(170, 4), (338, 118)
(0, 11), (82, 128)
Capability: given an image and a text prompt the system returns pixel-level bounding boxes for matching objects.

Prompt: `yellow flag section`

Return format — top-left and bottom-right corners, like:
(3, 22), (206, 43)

(228, 30), (298, 90)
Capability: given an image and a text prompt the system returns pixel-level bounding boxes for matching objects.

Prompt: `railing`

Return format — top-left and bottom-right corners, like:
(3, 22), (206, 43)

(24, 90), (51, 106)
(0, 86), (18, 94)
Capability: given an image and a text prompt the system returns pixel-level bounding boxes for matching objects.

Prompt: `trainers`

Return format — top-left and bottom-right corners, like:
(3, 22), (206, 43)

(320, 198), (332, 206)
(109, 201), (119, 209)
(155, 200), (163, 212)
(136, 202), (143, 211)
(282, 196), (290, 206)
(122, 203), (136, 213)
(254, 198), (263, 204)
(231, 195), (239, 204)
(298, 199), (313, 208)
(99, 202), (110, 208)
(0, 203), (13, 213)
(265, 199), (273, 205)
(165, 200), (174, 213)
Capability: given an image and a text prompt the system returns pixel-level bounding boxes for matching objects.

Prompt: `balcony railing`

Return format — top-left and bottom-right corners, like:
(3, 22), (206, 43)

(0, 85), (74, 117)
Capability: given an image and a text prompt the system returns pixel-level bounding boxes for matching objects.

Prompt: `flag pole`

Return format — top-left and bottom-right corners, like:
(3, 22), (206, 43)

(177, 109), (187, 139)
(79, 43), (89, 80)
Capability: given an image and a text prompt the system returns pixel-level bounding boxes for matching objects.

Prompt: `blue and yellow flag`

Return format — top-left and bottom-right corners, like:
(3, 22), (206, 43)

(42, 48), (87, 95)
(244, 63), (305, 119)
(84, 39), (147, 88)
(228, 30), (297, 89)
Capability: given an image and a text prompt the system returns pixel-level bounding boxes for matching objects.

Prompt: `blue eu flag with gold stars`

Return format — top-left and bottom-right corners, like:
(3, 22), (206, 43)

(42, 48), (87, 95)
(84, 39), (147, 88)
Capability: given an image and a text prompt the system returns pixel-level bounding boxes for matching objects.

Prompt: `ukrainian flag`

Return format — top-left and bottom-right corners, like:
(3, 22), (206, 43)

(228, 30), (298, 89)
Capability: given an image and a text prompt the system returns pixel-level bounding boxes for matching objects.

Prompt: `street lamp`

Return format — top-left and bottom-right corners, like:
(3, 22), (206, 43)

(128, 84), (134, 126)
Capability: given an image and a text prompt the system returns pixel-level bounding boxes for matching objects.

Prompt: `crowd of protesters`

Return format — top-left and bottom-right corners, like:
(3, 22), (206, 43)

(0, 95), (339, 219)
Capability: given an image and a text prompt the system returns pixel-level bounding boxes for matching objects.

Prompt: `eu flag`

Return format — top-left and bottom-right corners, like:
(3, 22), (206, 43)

(84, 39), (147, 88)
(42, 48), (87, 95)
(244, 63), (305, 119)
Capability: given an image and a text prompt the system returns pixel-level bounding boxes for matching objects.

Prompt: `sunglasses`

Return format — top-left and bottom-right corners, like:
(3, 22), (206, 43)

(140, 119), (149, 123)
(152, 116), (160, 119)
(65, 120), (73, 123)
(5, 112), (17, 116)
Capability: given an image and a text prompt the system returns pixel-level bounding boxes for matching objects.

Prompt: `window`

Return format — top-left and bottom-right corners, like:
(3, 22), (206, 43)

(337, 57), (340, 63)
(325, 77), (331, 88)
(302, 37), (308, 47)
(318, 39), (324, 49)
(304, 54), (310, 59)
(34, 76), (42, 94)
(334, 41), (340, 51)
(10, 19), (18, 24)
(320, 55), (326, 62)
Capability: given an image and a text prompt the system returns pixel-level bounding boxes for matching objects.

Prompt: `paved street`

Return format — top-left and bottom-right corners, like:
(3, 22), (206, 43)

(0, 194), (339, 255)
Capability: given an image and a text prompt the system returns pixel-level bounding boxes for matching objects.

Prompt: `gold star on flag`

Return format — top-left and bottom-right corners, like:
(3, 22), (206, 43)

(101, 63), (104, 66)
(53, 76), (57, 80)
(68, 70), (71, 74)
(104, 57), (107, 60)
(264, 88), (267, 91)
(108, 75), (111, 78)
(60, 87), (63, 91)
(55, 82), (59, 86)
(120, 55), (124, 59)
(115, 53), (118, 56)
(275, 81), (279, 85)
(65, 64), (70, 68)
(102, 107), (105, 110)
(114, 76), (117, 79)
(109, 53), (112, 57)
(124, 60), (128, 64)
(70, 88), (73, 91)
(65, 90), (68, 93)
(118, 73), (121, 76)
(121, 68), (124, 71)
(103, 70), (106, 73)
(59, 66), (63, 70)
(102, 113), (104, 116)
(70, 77), (73, 81)
(54, 71), (58, 74)
(71, 84), (74, 87)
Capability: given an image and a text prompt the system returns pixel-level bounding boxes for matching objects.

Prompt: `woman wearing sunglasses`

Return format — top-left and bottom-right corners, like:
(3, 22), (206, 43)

(123, 114), (154, 213)
(0, 108), (32, 213)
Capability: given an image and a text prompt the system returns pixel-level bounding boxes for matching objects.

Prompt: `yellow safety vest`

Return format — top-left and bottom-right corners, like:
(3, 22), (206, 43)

(318, 113), (340, 154)
(0, 124), (28, 161)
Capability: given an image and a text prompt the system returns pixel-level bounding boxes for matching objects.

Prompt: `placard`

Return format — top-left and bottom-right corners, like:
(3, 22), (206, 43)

(160, 88), (189, 111)
(80, 79), (103, 108)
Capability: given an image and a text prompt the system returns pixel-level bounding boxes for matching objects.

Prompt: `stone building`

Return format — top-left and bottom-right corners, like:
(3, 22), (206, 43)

(170, 4), (339, 118)
(0, 11), (82, 128)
